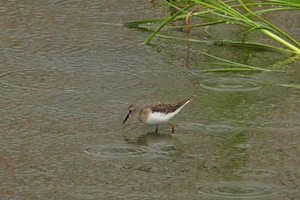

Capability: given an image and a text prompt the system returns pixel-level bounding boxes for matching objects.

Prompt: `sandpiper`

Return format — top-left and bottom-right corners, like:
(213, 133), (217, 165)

(123, 96), (192, 133)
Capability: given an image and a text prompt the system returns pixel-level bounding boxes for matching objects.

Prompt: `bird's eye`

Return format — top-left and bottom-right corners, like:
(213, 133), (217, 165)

(129, 109), (132, 113)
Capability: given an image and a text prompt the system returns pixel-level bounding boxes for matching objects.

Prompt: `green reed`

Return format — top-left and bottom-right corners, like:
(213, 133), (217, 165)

(127, 0), (300, 54)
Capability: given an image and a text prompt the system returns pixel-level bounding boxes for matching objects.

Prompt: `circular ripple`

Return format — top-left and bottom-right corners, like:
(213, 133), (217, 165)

(260, 121), (300, 131)
(147, 145), (182, 158)
(198, 182), (279, 198)
(200, 78), (261, 92)
(178, 122), (205, 130)
(84, 143), (147, 159)
(178, 123), (236, 133)
(235, 169), (278, 177)
(205, 124), (235, 133)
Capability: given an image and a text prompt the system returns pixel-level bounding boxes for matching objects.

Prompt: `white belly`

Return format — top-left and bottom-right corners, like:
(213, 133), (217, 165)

(146, 112), (176, 124)
(145, 100), (190, 125)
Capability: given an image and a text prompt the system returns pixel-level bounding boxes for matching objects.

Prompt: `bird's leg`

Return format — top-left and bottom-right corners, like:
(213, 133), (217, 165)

(155, 125), (159, 133)
(168, 122), (175, 133)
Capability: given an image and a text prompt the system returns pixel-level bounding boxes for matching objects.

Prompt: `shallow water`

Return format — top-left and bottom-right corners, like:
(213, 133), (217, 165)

(1, 0), (300, 199)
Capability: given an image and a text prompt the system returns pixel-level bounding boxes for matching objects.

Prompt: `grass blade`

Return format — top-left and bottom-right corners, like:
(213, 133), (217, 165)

(195, 50), (271, 71)
(238, 0), (300, 51)
(142, 3), (196, 44)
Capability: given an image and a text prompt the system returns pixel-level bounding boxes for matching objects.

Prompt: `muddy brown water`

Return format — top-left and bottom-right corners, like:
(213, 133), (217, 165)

(1, 0), (300, 199)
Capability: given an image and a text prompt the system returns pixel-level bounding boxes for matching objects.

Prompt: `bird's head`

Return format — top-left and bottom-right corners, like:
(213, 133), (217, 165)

(123, 103), (140, 124)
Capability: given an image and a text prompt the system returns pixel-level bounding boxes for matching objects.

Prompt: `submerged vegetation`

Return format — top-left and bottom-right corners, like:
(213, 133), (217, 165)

(126, 0), (300, 72)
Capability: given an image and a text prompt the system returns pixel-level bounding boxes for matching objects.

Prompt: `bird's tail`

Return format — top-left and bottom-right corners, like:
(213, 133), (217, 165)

(178, 96), (193, 107)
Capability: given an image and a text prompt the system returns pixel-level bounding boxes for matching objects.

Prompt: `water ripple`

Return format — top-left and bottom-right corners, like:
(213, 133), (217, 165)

(178, 122), (236, 133)
(200, 77), (261, 92)
(84, 143), (147, 159)
(235, 169), (278, 178)
(260, 121), (300, 131)
(198, 182), (279, 198)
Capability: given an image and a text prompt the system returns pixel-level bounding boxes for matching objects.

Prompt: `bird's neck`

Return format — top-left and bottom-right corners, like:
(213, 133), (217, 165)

(136, 107), (150, 123)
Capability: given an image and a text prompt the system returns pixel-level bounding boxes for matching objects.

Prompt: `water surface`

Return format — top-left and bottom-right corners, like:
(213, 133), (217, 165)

(1, 0), (299, 199)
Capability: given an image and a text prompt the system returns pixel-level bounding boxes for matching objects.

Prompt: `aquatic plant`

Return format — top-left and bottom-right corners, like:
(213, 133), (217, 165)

(127, 0), (300, 54)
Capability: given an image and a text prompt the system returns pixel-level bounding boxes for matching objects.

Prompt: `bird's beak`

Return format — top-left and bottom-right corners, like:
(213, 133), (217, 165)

(123, 113), (130, 124)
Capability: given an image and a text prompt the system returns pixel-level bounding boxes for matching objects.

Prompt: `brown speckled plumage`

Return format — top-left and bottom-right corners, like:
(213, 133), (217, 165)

(144, 96), (192, 114)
